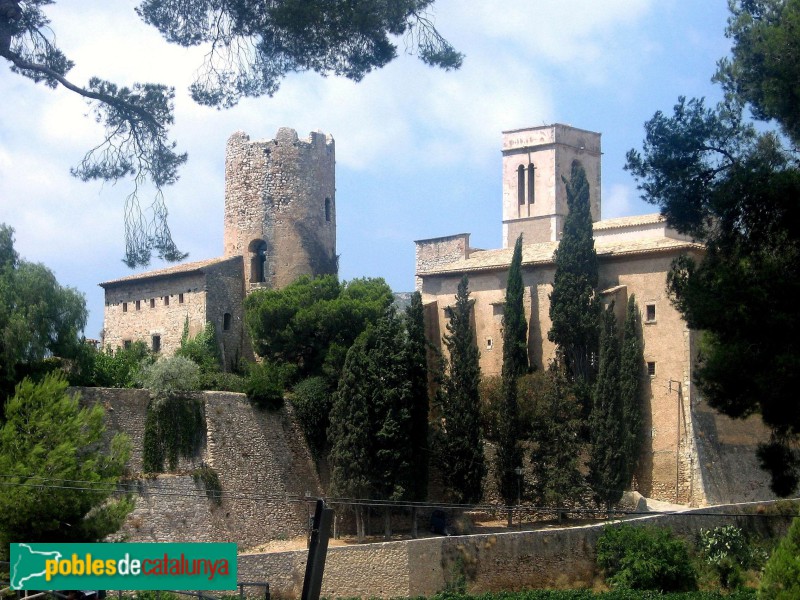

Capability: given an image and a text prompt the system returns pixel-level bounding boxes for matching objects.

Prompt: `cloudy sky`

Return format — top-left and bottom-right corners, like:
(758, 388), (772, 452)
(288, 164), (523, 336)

(0, 1), (731, 339)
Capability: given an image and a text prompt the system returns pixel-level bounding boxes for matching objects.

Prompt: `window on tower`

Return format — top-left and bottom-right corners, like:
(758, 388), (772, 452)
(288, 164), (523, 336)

(517, 165), (525, 205)
(527, 164), (535, 204)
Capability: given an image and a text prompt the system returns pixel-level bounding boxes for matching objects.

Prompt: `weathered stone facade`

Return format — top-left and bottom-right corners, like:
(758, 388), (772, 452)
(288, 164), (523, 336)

(100, 128), (336, 363)
(415, 123), (766, 506)
(224, 128), (337, 290)
(77, 387), (323, 549)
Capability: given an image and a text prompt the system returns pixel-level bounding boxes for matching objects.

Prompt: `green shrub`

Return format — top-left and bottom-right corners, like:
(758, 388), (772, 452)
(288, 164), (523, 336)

(137, 356), (201, 400)
(176, 320), (221, 373)
(597, 524), (697, 592)
(291, 376), (332, 459)
(246, 360), (294, 410)
(699, 525), (765, 589)
(92, 341), (153, 388)
(199, 369), (247, 393)
(759, 516), (800, 600)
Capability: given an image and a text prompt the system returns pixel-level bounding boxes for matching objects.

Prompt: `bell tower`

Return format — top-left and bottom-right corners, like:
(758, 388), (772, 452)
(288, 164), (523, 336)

(501, 124), (601, 247)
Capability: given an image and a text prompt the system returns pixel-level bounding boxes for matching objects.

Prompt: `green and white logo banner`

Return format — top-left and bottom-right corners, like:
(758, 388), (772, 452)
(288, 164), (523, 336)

(10, 543), (237, 591)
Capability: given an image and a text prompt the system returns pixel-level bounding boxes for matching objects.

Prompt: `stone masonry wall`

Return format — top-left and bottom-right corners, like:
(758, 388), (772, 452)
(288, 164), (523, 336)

(239, 500), (796, 599)
(76, 388), (322, 550)
(203, 258), (251, 367)
(224, 129), (336, 290)
(102, 272), (207, 355)
(414, 233), (470, 290)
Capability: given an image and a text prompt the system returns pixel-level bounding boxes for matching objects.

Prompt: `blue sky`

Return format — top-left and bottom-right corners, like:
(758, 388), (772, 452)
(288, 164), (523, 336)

(0, 1), (731, 340)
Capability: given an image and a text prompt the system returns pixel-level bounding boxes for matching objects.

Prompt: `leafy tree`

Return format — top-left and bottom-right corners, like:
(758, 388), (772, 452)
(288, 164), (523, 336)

(626, 2), (800, 494)
(437, 275), (485, 504)
(759, 516), (800, 599)
(496, 234), (526, 509)
(0, 373), (132, 551)
(1, 1), (460, 266)
(405, 291), (430, 502)
(0, 224), (87, 402)
(245, 275), (394, 383)
(587, 305), (626, 510)
(528, 365), (585, 512)
(548, 162), (600, 417)
(716, 0), (800, 146)
(619, 295), (644, 487)
(245, 359), (295, 410)
(328, 310), (413, 539)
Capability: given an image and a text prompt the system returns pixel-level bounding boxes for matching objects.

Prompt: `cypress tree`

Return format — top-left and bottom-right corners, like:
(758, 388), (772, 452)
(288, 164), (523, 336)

(328, 310), (413, 539)
(497, 234), (527, 511)
(620, 295), (644, 488)
(529, 365), (585, 515)
(405, 292), (429, 502)
(439, 275), (486, 504)
(548, 161), (600, 394)
(587, 304), (626, 510)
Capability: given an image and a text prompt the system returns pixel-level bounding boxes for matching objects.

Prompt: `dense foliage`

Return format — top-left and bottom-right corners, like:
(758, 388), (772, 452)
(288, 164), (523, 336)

(0, 224), (87, 403)
(587, 305), (626, 509)
(420, 590), (756, 600)
(437, 276), (486, 504)
(328, 310), (414, 537)
(405, 291), (430, 501)
(619, 296), (643, 487)
(136, 355), (201, 400)
(1, 1), (460, 265)
(245, 275), (394, 383)
(548, 162), (599, 420)
(142, 394), (205, 473)
(626, 0), (800, 495)
(699, 525), (765, 590)
(246, 360), (294, 410)
(0, 374), (132, 550)
(497, 234), (526, 507)
(596, 524), (697, 592)
(528, 366), (585, 509)
(290, 376), (333, 461)
(759, 516), (800, 599)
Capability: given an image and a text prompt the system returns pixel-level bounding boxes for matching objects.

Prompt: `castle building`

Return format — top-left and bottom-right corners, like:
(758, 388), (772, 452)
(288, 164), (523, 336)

(415, 124), (708, 504)
(100, 128), (337, 367)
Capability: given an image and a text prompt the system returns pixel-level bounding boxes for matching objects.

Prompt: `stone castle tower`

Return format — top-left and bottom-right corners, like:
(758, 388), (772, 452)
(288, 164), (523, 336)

(224, 127), (337, 290)
(501, 124), (601, 247)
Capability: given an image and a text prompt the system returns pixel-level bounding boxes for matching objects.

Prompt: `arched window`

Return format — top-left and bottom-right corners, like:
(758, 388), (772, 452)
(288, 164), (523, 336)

(527, 164), (535, 204)
(517, 165), (525, 205)
(325, 197), (331, 222)
(249, 239), (268, 284)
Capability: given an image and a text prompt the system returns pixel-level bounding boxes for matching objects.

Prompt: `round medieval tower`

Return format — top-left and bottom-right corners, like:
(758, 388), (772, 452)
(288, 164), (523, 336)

(223, 127), (337, 290)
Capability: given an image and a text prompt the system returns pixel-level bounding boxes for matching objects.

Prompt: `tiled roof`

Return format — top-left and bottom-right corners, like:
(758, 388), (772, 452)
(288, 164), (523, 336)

(593, 213), (665, 230)
(99, 256), (237, 287)
(418, 237), (702, 276)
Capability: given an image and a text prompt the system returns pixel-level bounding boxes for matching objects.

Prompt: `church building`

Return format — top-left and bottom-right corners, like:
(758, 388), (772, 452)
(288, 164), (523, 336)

(415, 124), (706, 504)
(100, 127), (337, 369)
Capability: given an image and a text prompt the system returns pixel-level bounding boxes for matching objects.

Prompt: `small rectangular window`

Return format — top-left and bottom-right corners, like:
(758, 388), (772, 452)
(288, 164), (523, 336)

(122, 302), (128, 313)
(223, 312), (232, 331)
(163, 296), (169, 306)
(135, 300), (141, 311)
(123, 340), (132, 350)
(486, 338), (493, 350)
(150, 298), (155, 309)
(179, 293), (185, 304)
(645, 303), (656, 322)
(647, 361), (656, 377)
(152, 335), (161, 353)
